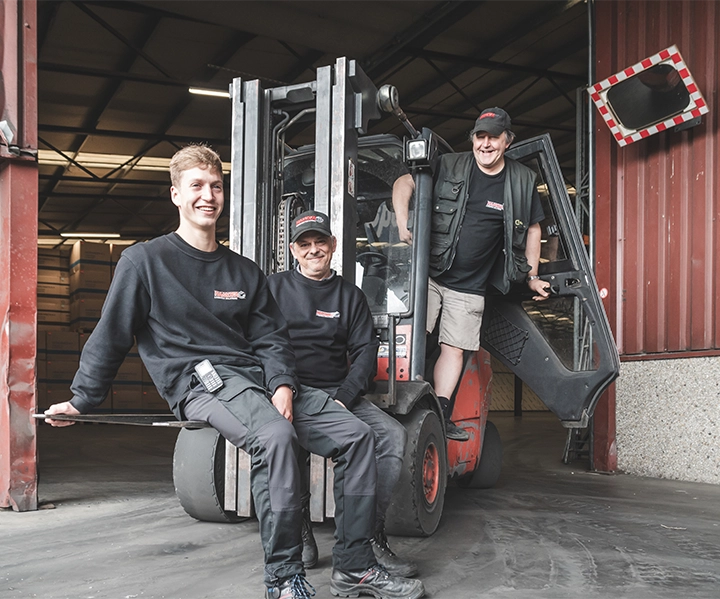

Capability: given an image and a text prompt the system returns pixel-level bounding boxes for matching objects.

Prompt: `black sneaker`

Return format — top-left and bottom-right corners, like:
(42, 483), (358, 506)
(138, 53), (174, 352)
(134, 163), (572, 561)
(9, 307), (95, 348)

(265, 574), (316, 599)
(330, 565), (424, 599)
(301, 502), (319, 569)
(445, 420), (469, 442)
(371, 528), (418, 578)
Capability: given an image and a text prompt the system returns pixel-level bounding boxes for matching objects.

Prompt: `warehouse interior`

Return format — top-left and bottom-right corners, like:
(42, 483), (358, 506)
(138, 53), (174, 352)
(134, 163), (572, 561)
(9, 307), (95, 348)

(7, 1), (720, 597)
(37, 0), (588, 241)
(35, 0), (590, 414)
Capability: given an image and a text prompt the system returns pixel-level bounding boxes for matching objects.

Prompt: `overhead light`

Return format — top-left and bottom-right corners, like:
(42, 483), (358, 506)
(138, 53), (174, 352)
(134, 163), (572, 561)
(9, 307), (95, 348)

(189, 87), (230, 98)
(60, 232), (121, 238)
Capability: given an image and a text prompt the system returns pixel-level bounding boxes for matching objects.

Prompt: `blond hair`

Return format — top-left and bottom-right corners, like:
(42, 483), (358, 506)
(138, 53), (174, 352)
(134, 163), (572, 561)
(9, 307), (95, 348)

(169, 144), (223, 187)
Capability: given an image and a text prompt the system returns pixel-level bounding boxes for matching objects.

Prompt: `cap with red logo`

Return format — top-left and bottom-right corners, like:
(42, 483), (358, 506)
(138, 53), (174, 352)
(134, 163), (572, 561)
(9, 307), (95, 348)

(290, 210), (333, 242)
(470, 107), (513, 137)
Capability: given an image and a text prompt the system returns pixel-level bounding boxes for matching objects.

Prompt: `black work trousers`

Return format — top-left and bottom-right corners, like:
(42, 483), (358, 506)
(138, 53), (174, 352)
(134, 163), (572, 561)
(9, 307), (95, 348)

(182, 366), (377, 585)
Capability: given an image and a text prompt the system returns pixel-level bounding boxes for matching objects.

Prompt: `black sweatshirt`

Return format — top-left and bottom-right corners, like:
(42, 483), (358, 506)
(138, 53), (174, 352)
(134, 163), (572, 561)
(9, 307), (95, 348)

(267, 268), (378, 410)
(70, 233), (297, 418)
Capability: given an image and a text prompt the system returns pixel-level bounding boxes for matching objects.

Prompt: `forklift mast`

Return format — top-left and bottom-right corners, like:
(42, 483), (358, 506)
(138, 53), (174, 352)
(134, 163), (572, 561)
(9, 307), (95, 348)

(227, 57), (434, 410)
(229, 56), (379, 281)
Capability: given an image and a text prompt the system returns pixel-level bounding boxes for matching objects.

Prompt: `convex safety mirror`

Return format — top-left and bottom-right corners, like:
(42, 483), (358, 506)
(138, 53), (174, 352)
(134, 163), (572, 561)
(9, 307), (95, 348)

(589, 44), (708, 146)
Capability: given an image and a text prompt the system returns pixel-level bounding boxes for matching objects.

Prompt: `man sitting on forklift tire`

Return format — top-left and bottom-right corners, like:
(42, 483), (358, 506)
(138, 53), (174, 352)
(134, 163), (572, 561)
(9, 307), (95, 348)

(392, 108), (551, 441)
(268, 210), (419, 579)
(44, 146), (424, 599)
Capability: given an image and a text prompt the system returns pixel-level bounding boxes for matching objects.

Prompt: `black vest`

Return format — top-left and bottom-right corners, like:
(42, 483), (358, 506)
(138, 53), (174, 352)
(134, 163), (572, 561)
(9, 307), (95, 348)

(429, 152), (537, 294)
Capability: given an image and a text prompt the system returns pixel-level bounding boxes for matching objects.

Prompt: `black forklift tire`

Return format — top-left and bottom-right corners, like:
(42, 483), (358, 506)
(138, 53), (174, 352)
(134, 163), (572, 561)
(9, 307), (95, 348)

(457, 420), (502, 489)
(385, 408), (447, 537)
(173, 427), (247, 523)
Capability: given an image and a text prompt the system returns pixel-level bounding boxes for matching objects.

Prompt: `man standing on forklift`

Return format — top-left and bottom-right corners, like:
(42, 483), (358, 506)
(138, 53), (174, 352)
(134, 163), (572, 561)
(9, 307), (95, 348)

(268, 210), (419, 579)
(392, 107), (551, 441)
(44, 146), (424, 599)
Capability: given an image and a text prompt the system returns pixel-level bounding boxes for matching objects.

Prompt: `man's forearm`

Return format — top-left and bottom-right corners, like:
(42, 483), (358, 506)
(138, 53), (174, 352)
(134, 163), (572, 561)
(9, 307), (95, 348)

(392, 174), (415, 237)
(525, 223), (542, 275)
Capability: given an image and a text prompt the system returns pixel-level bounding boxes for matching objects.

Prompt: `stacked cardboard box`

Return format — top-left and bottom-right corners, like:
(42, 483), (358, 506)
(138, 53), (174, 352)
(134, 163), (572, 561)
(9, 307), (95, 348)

(37, 248), (71, 330)
(69, 241), (111, 332)
(110, 243), (128, 276)
(36, 331), (83, 412)
(36, 331), (170, 414)
(35, 241), (171, 414)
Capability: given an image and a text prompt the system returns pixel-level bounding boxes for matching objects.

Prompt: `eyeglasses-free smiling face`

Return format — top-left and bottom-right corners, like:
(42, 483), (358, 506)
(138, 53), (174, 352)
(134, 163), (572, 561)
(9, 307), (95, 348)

(472, 131), (512, 175)
(171, 165), (224, 232)
(290, 232), (337, 281)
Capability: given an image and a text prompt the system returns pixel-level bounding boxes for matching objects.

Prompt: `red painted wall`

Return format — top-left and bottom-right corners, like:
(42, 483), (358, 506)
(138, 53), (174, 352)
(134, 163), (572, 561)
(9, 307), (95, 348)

(595, 0), (720, 357)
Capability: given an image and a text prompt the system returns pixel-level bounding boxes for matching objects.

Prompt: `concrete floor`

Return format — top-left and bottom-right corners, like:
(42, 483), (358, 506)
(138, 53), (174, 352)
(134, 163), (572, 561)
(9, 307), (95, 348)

(3, 413), (720, 599)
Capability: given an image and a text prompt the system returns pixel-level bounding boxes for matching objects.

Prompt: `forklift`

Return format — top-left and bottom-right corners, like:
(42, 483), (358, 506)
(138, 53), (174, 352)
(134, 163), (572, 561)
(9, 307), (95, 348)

(170, 57), (620, 537)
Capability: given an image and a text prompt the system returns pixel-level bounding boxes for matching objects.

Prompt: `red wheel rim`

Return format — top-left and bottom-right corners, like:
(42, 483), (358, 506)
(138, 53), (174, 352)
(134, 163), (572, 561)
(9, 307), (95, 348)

(422, 442), (440, 504)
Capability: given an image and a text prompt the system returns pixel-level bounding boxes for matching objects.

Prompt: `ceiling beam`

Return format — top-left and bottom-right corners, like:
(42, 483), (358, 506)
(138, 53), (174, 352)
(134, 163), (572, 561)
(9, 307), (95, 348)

(36, 2), (61, 54)
(83, 0), (235, 26)
(427, 36), (587, 142)
(364, 0), (485, 79)
(39, 14), (165, 212)
(372, 0), (584, 132)
(402, 106), (575, 133)
(38, 124), (229, 146)
(278, 46), (326, 84)
(402, 48), (586, 83)
(39, 174), (170, 186)
(108, 31), (255, 232)
(72, 1), (174, 79)
(41, 192), (171, 202)
(37, 61), (188, 88)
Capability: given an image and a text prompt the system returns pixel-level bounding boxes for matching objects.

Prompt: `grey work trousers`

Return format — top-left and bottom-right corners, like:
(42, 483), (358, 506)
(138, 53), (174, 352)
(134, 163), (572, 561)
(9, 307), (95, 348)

(182, 369), (377, 585)
(299, 397), (407, 530)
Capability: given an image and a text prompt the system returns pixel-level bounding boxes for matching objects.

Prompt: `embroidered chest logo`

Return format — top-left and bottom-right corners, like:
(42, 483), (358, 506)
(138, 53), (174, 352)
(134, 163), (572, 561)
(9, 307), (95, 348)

(214, 290), (246, 300)
(316, 310), (340, 319)
(486, 201), (504, 211)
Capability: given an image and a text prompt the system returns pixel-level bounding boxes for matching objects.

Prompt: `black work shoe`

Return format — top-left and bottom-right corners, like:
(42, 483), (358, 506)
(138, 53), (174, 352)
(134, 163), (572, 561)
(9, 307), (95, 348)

(330, 565), (425, 599)
(265, 574), (316, 599)
(371, 528), (418, 578)
(301, 503), (319, 569)
(445, 420), (470, 442)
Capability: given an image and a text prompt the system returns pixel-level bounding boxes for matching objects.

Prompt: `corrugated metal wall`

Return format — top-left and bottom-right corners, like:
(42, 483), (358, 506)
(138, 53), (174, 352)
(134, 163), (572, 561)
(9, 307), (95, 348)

(594, 0), (720, 357)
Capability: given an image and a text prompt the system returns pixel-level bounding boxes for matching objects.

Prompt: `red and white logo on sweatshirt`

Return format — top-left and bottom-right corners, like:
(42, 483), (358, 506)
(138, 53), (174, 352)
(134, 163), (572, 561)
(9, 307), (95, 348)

(316, 310), (340, 318)
(214, 290), (246, 300)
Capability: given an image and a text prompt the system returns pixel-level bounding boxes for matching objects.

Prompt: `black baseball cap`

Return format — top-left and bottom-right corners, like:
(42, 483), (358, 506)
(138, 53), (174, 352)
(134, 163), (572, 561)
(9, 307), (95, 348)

(290, 210), (333, 242)
(470, 107), (513, 137)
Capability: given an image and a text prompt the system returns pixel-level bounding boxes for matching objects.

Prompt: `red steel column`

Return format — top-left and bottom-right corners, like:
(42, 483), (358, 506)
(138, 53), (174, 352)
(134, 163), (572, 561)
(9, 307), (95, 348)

(1, 0), (39, 511)
(591, 0), (617, 472)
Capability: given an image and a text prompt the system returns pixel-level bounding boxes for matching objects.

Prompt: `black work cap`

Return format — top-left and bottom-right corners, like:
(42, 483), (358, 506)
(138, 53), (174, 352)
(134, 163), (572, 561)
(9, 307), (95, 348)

(470, 107), (513, 137)
(290, 210), (332, 242)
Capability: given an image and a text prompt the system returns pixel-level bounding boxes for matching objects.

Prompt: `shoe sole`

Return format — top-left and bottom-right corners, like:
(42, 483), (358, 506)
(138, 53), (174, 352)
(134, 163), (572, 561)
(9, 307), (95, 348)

(330, 580), (425, 599)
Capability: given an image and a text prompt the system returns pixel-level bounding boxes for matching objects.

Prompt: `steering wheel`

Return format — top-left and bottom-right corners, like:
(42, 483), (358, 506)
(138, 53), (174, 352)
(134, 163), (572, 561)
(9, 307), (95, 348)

(356, 250), (389, 267)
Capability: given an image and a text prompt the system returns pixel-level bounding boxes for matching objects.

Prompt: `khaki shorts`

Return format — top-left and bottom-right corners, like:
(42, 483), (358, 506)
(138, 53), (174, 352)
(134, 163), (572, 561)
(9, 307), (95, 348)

(426, 278), (485, 351)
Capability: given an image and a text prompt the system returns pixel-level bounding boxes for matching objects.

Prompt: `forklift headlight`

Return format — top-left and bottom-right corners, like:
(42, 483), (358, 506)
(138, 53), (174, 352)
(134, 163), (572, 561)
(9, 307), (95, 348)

(406, 139), (428, 161)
